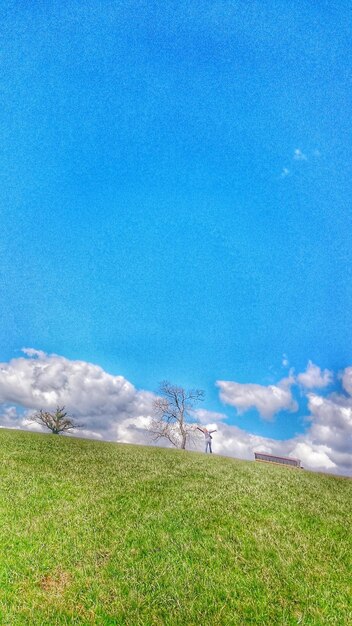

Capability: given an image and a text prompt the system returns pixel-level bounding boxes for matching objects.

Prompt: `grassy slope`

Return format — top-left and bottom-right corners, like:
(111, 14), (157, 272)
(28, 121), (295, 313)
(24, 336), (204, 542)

(0, 430), (350, 625)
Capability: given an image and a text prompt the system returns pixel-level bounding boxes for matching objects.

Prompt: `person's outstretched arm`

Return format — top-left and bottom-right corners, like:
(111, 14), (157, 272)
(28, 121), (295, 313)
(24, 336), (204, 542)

(196, 426), (204, 432)
(209, 429), (217, 434)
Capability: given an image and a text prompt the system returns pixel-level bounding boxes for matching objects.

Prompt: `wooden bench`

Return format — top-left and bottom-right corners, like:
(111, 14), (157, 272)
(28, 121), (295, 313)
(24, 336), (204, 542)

(254, 452), (302, 468)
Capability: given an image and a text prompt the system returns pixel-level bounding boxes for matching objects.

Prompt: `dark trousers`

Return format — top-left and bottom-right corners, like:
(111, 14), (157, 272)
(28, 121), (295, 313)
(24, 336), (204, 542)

(205, 440), (212, 453)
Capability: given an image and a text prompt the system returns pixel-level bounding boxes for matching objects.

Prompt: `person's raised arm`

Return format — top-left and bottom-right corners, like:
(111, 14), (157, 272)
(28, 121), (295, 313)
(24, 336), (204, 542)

(209, 429), (217, 434)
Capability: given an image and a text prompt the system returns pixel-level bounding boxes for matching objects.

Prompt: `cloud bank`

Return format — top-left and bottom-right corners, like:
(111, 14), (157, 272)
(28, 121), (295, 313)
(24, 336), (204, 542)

(0, 351), (351, 476)
(297, 361), (333, 389)
(216, 377), (297, 419)
(0, 349), (154, 441)
(215, 364), (351, 476)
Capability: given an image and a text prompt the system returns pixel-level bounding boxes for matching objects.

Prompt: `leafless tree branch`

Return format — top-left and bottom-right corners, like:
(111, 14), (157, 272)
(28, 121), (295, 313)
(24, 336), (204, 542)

(149, 381), (204, 449)
(31, 406), (82, 435)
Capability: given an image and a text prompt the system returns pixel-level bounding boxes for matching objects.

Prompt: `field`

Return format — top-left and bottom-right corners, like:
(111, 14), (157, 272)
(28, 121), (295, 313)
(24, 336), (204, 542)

(0, 429), (350, 625)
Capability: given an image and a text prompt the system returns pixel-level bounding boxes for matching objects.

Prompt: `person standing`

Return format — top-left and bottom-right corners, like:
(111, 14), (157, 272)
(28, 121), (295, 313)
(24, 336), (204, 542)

(197, 426), (217, 453)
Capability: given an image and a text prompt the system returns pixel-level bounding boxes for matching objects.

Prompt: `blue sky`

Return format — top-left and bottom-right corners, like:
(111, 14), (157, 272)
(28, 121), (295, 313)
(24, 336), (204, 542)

(1, 2), (352, 472)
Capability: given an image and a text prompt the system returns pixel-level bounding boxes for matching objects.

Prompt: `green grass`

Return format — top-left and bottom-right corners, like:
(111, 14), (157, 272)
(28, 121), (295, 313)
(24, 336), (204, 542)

(0, 430), (350, 625)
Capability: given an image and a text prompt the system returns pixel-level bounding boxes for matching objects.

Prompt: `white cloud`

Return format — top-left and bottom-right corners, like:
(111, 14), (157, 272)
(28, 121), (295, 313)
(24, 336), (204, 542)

(216, 378), (298, 420)
(297, 361), (333, 389)
(116, 415), (153, 445)
(0, 406), (44, 432)
(341, 366), (352, 396)
(306, 393), (352, 453)
(299, 393), (352, 474)
(0, 406), (24, 430)
(21, 348), (46, 359)
(293, 148), (307, 161)
(192, 408), (228, 424)
(288, 442), (335, 470)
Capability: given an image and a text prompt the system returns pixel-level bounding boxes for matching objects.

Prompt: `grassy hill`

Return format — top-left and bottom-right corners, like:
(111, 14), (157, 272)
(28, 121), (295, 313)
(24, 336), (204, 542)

(0, 429), (350, 625)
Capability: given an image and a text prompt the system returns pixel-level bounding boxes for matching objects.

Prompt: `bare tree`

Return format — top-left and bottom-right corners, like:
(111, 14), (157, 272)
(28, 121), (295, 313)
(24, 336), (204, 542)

(150, 381), (204, 449)
(31, 406), (81, 435)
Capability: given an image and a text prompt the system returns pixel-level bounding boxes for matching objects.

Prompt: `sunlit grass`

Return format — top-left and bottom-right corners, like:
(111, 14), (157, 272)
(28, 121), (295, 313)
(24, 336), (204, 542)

(0, 429), (350, 624)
